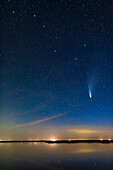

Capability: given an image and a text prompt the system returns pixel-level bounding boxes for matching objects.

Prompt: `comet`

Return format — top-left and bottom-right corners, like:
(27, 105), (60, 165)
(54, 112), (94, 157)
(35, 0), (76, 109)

(88, 88), (92, 98)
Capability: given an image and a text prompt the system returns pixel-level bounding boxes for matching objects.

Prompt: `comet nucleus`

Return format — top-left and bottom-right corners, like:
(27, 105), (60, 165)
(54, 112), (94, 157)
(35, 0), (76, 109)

(89, 88), (92, 98)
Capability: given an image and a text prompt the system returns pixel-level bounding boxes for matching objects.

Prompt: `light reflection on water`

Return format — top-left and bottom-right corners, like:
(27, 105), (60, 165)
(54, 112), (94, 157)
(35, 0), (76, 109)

(0, 143), (113, 170)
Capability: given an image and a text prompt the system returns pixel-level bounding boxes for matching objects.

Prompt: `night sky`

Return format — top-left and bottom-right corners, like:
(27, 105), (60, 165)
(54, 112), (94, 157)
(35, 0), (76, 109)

(0, 0), (113, 140)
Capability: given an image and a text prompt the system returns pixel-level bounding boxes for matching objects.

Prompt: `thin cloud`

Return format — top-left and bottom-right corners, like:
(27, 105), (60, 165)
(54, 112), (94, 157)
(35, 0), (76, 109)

(14, 112), (67, 128)
(68, 129), (101, 134)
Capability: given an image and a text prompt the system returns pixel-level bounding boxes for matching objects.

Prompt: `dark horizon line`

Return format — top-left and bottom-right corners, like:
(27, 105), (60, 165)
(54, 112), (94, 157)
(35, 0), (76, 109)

(0, 139), (113, 144)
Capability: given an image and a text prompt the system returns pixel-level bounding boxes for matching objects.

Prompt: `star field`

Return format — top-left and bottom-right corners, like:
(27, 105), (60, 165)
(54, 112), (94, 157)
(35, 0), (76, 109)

(0, 0), (113, 139)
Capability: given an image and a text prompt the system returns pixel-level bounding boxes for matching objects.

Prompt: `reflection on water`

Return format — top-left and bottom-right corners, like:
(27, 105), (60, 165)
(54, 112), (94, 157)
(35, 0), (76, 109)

(0, 143), (113, 170)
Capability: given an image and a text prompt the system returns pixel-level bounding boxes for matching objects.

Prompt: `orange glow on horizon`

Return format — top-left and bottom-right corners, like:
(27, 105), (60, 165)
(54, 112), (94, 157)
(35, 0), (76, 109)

(50, 138), (56, 142)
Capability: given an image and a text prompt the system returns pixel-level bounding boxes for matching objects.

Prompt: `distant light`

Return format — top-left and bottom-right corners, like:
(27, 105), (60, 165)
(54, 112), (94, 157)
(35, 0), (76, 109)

(108, 139), (111, 141)
(50, 138), (56, 142)
(69, 139), (71, 142)
(100, 139), (103, 141)
(0, 140), (2, 141)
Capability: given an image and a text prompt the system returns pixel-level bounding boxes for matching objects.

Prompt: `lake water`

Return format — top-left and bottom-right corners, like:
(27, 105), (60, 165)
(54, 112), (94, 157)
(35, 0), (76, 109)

(0, 143), (113, 170)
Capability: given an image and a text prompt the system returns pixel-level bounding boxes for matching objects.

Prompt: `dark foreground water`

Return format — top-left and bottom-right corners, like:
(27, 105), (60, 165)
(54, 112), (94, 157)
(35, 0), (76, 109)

(0, 143), (113, 170)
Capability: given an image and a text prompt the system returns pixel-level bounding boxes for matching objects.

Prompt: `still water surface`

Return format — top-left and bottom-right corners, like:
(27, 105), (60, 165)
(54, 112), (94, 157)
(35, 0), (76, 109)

(0, 143), (113, 170)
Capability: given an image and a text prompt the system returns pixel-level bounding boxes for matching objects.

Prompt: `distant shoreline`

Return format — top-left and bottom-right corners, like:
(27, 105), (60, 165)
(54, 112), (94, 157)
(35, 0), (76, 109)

(0, 140), (113, 144)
